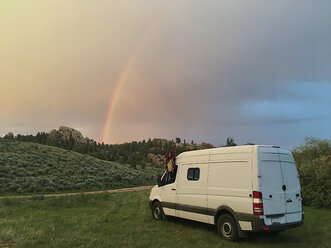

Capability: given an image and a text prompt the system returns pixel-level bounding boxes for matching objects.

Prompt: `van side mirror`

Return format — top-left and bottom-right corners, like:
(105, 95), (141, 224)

(157, 176), (162, 187)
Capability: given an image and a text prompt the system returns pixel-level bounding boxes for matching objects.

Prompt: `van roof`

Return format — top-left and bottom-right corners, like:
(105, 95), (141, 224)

(176, 145), (290, 159)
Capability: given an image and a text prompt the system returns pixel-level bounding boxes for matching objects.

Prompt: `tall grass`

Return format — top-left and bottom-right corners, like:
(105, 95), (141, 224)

(0, 190), (330, 248)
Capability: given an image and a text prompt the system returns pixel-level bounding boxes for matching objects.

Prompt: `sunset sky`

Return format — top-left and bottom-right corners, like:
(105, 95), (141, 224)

(1, 0), (330, 148)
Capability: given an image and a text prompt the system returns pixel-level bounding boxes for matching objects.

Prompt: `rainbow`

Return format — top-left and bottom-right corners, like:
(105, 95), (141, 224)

(101, 43), (142, 144)
(101, 1), (175, 144)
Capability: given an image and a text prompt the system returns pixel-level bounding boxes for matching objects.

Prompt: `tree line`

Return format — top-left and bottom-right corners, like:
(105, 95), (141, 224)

(1, 132), (200, 168)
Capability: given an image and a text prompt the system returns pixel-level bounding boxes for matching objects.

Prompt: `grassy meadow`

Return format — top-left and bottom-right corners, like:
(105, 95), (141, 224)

(0, 140), (162, 196)
(0, 190), (330, 248)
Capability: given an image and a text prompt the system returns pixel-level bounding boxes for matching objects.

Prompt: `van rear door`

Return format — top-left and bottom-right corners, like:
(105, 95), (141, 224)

(278, 148), (303, 223)
(259, 147), (287, 224)
(259, 147), (302, 225)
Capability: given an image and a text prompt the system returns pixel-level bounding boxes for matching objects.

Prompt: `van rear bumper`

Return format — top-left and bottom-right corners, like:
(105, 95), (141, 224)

(251, 216), (304, 232)
(237, 212), (304, 232)
(264, 220), (304, 231)
(252, 220), (304, 232)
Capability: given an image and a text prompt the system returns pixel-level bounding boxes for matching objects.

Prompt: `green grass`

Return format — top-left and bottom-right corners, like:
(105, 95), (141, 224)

(0, 190), (330, 248)
(0, 140), (162, 195)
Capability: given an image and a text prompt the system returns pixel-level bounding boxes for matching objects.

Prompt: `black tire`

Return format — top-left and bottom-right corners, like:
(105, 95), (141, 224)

(217, 214), (239, 242)
(152, 202), (166, 221)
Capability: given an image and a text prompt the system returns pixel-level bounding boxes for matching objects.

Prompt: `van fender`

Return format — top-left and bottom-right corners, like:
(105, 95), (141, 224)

(213, 205), (248, 238)
(149, 196), (162, 209)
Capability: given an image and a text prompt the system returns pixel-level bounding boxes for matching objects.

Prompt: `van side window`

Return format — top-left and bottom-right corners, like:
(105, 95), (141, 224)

(187, 168), (200, 181)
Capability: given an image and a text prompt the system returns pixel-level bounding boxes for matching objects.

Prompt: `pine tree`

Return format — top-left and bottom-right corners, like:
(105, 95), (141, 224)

(225, 137), (237, 147)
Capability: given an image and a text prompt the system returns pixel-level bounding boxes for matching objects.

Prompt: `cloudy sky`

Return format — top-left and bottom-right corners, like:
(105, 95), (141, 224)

(1, 0), (330, 148)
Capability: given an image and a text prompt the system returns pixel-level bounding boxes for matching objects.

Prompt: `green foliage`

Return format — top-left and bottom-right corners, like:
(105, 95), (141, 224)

(0, 191), (330, 247)
(176, 137), (181, 144)
(0, 140), (162, 195)
(225, 137), (236, 147)
(293, 137), (331, 208)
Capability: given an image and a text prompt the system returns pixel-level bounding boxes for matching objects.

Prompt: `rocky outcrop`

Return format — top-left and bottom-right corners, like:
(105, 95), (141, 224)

(198, 142), (215, 149)
(147, 153), (166, 168)
(47, 126), (90, 145)
(145, 141), (215, 168)
(151, 138), (168, 146)
(3, 132), (14, 140)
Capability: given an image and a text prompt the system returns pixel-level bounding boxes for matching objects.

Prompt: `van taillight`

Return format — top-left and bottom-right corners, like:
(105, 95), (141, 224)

(253, 191), (264, 216)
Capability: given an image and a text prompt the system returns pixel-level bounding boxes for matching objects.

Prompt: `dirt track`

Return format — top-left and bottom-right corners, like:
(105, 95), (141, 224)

(0, 185), (154, 199)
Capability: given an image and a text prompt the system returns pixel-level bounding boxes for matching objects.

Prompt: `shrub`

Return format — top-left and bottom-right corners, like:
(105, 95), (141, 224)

(293, 138), (331, 208)
(114, 174), (123, 182)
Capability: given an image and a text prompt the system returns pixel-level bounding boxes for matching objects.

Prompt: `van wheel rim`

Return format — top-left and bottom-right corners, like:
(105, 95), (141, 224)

(154, 207), (160, 219)
(222, 222), (232, 237)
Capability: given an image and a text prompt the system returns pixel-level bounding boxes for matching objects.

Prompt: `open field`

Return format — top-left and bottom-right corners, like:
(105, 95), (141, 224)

(0, 140), (162, 196)
(0, 190), (330, 248)
(0, 185), (153, 200)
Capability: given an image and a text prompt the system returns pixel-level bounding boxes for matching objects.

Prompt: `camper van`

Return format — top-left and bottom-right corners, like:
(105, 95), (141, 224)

(149, 145), (304, 241)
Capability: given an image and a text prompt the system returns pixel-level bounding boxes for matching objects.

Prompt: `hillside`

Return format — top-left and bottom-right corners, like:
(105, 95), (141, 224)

(0, 140), (163, 195)
(4, 126), (215, 168)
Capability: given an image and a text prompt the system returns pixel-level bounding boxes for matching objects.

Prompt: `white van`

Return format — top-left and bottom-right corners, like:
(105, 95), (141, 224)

(149, 145), (304, 241)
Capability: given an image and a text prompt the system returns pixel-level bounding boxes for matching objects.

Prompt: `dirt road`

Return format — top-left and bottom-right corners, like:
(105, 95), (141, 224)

(0, 185), (154, 199)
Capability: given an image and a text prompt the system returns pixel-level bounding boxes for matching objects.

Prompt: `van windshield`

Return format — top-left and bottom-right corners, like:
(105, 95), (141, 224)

(160, 167), (177, 186)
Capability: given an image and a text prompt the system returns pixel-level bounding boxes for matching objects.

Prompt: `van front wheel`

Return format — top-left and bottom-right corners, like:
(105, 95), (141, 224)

(152, 202), (166, 221)
(217, 214), (239, 242)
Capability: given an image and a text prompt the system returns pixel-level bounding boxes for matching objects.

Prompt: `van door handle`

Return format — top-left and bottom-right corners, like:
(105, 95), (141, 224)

(171, 188), (176, 191)
(287, 199), (292, 203)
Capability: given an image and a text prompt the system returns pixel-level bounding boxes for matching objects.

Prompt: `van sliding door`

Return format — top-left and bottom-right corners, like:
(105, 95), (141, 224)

(176, 163), (208, 223)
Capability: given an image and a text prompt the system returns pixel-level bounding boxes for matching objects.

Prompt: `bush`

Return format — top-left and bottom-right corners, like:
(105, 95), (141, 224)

(293, 138), (331, 208)
(114, 174), (123, 182)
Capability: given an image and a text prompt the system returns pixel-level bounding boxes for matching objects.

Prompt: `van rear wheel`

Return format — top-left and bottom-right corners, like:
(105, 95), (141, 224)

(152, 202), (166, 221)
(217, 214), (239, 242)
